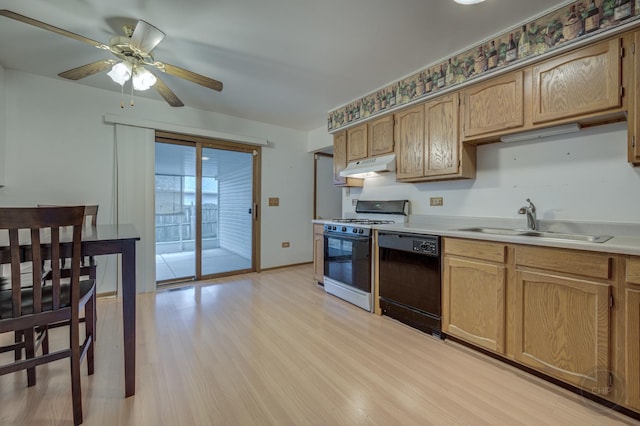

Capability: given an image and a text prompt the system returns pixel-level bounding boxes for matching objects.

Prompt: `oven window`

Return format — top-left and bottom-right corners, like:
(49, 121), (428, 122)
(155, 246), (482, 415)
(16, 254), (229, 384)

(324, 234), (371, 292)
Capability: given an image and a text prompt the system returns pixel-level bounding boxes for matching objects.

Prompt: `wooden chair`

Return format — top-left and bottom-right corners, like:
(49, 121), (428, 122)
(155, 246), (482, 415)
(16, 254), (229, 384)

(0, 206), (96, 425)
(39, 205), (99, 281)
(37, 205), (98, 355)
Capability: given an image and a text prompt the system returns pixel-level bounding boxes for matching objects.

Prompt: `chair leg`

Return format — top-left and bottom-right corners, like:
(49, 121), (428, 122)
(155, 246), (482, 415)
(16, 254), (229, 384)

(24, 328), (36, 387)
(85, 294), (96, 376)
(70, 320), (83, 425)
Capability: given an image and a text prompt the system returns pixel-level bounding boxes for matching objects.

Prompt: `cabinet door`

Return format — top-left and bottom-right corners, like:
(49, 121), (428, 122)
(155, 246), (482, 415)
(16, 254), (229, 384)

(443, 257), (506, 353)
(461, 71), (524, 140)
(515, 271), (611, 391)
(425, 93), (459, 176)
(632, 32), (640, 164)
(347, 124), (368, 162)
(313, 224), (325, 284)
(333, 131), (348, 185)
(394, 104), (424, 180)
(369, 115), (394, 157)
(532, 38), (621, 124)
(332, 132), (363, 187)
(626, 288), (640, 410)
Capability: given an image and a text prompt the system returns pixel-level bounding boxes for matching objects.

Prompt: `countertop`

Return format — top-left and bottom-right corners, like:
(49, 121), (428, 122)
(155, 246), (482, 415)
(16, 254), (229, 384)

(314, 216), (640, 256)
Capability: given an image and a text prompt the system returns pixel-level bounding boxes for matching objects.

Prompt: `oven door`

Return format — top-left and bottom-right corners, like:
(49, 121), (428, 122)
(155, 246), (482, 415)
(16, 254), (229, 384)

(323, 232), (371, 293)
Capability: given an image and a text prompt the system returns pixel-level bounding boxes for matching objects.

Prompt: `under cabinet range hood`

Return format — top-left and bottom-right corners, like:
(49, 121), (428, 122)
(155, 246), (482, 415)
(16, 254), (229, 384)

(339, 154), (396, 178)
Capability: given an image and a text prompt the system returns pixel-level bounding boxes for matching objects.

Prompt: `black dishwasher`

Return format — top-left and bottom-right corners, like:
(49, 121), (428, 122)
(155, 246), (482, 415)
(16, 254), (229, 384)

(378, 231), (442, 338)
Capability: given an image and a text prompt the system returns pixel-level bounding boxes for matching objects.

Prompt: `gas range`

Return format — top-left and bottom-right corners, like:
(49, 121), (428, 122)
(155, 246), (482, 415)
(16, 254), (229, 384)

(322, 200), (409, 312)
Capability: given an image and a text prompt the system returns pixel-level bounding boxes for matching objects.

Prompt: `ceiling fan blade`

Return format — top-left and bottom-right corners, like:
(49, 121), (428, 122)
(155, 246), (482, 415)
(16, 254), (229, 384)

(58, 59), (117, 80)
(154, 61), (223, 92)
(0, 10), (110, 50)
(130, 20), (165, 54)
(153, 75), (184, 107)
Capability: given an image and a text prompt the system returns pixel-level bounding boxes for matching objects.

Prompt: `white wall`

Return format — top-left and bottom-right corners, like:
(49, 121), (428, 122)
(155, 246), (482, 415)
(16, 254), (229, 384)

(0, 70), (314, 292)
(307, 125), (332, 152)
(315, 155), (342, 220)
(345, 122), (640, 224)
(0, 64), (5, 186)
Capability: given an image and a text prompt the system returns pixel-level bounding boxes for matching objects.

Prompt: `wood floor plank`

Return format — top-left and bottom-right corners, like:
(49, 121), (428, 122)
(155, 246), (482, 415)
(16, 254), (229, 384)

(1, 264), (638, 425)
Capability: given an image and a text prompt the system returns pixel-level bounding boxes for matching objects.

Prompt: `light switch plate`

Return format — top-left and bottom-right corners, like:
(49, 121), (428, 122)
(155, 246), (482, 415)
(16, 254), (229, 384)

(269, 197), (280, 206)
(430, 197), (443, 206)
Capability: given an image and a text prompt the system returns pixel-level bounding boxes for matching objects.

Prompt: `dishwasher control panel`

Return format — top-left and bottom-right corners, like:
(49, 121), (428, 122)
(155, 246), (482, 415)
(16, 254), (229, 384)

(378, 232), (439, 256)
(412, 238), (439, 255)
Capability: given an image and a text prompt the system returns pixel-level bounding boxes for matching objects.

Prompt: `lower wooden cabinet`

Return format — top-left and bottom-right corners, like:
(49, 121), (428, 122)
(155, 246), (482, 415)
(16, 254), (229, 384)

(514, 270), (611, 391)
(443, 256), (506, 353)
(442, 237), (633, 409)
(313, 223), (324, 284)
(626, 287), (640, 410)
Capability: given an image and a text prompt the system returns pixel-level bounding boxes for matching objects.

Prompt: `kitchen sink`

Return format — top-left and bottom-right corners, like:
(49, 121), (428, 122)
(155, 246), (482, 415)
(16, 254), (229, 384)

(456, 227), (613, 243)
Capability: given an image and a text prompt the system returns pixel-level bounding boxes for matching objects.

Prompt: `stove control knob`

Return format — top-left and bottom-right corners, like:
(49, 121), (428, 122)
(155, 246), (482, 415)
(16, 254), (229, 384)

(341, 226), (347, 232)
(332, 225), (337, 231)
(359, 229), (364, 234)
(352, 228), (358, 233)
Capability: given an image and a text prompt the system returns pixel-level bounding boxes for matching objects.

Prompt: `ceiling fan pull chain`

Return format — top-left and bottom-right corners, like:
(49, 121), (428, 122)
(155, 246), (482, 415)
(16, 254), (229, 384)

(130, 80), (134, 107)
(120, 83), (125, 109)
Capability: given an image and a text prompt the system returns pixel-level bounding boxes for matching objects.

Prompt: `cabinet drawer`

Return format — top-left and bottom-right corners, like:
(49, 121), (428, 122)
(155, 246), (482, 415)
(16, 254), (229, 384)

(444, 238), (506, 263)
(627, 257), (640, 285)
(516, 246), (612, 280)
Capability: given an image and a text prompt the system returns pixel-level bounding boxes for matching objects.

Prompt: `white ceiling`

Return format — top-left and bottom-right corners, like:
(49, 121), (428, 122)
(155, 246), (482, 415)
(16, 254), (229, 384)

(0, 0), (566, 132)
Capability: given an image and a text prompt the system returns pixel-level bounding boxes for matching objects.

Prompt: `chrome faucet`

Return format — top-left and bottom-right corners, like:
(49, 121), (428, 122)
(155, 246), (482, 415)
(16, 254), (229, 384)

(518, 198), (537, 230)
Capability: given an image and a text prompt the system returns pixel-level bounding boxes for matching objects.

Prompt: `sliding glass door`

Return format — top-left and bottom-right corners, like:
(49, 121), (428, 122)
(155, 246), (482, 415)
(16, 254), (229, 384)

(200, 147), (254, 276)
(155, 135), (259, 284)
(155, 142), (197, 282)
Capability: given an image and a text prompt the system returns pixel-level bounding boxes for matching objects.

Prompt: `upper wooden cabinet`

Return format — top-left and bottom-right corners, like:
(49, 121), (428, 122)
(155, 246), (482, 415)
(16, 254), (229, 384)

(346, 123), (368, 162)
(396, 94), (476, 182)
(425, 93), (461, 177)
(461, 71), (525, 141)
(368, 115), (394, 157)
(631, 31), (640, 165)
(332, 130), (363, 187)
(531, 38), (622, 125)
(394, 104), (425, 180)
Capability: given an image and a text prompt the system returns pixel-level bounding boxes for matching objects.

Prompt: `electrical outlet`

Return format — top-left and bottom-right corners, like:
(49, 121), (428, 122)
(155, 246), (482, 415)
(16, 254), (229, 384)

(281, 242), (290, 248)
(268, 197), (280, 206)
(430, 197), (443, 207)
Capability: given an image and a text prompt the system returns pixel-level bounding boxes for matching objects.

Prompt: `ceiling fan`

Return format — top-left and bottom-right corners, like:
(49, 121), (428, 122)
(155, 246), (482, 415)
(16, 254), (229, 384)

(0, 9), (223, 107)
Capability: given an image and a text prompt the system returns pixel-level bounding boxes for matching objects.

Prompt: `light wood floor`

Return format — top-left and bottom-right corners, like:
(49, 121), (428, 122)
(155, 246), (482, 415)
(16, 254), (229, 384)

(1, 264), (639, 425)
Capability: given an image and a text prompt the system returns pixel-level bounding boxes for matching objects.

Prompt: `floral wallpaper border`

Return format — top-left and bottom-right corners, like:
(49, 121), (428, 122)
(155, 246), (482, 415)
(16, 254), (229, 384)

(328, 0), (640, 132)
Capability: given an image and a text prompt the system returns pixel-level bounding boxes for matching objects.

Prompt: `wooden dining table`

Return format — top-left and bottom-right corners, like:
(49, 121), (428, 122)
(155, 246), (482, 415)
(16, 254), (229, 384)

(0, 224), (141, 397)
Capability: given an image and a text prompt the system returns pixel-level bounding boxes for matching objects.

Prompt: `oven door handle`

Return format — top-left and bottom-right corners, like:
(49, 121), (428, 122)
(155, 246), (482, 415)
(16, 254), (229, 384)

(323, 233), (370, 243)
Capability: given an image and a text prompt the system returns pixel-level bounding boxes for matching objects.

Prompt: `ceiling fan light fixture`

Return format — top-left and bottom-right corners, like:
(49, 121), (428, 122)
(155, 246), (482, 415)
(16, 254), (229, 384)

(453, 0), (486, 4)
(107, 61), (132, 85)
(132, 66), (157, 91)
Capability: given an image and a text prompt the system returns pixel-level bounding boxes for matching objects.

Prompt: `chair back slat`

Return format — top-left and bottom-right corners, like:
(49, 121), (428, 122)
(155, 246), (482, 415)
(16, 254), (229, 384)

(8, 229), (21, 317)
(30, 228), (42, 313)
(0, 206), (85, 321)
(50, 226), (61, 310)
